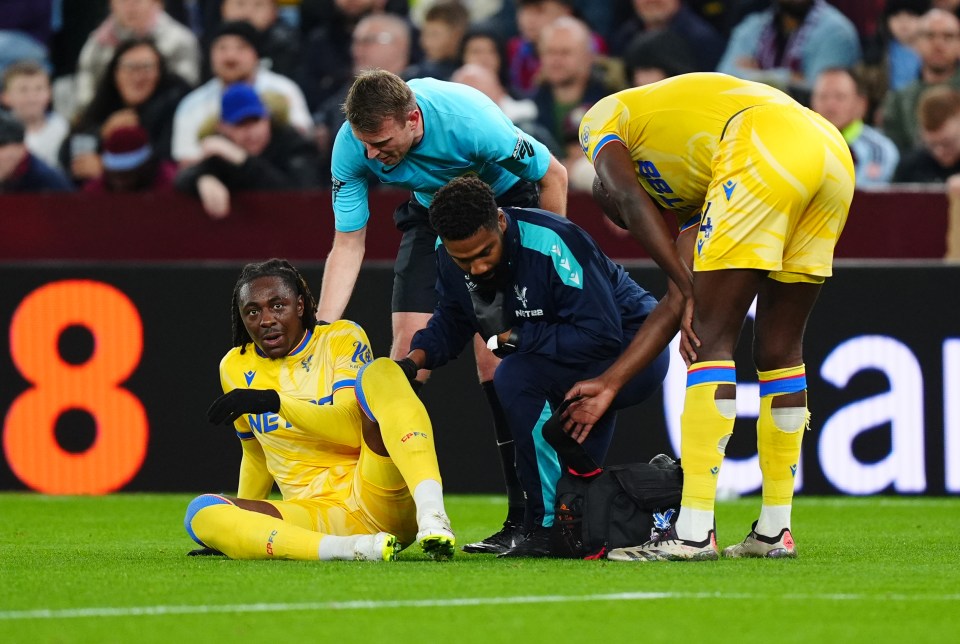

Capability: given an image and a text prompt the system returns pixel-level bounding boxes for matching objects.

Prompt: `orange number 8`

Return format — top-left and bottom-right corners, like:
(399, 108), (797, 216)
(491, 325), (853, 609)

(4, 280), (148, 494)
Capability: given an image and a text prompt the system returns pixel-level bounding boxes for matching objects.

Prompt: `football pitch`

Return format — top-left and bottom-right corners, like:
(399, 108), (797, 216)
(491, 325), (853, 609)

(2, 494), (958, 643)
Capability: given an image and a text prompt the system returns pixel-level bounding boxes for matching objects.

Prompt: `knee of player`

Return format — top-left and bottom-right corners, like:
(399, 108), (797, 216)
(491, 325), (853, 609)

(361, 419), (390, 456)
(184, 494), (234, 545)
(491, 353), (528, 393)
(356, 358), (414, 420)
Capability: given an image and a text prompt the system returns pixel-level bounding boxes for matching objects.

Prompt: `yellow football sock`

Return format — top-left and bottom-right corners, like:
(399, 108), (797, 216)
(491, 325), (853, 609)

(356, 358), (442, 491)
(680, 360), (737, 512)
(191, 503), (322, 560)
(757, 365), (809, 506)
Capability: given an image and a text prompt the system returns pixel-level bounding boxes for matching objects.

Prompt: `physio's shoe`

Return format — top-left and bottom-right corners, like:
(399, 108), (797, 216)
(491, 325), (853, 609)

(417, 511), (456, 560)
(354, 532), (400, 562)
(723, 522), (797, 559)
(607, 524), (719, 562)
(462, 520), (525, 554)
(497, 527), (553, 558)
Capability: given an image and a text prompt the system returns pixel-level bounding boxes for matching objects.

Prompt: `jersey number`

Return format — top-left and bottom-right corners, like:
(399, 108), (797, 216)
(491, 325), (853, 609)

(4, 281), (148, 493)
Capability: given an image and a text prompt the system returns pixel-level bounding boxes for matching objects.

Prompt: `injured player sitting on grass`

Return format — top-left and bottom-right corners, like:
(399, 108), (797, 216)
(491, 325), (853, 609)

(183, 258), (455, 561)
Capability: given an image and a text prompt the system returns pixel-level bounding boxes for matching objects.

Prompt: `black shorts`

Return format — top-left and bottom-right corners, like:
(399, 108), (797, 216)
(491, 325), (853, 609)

(391, 180), (540, 313)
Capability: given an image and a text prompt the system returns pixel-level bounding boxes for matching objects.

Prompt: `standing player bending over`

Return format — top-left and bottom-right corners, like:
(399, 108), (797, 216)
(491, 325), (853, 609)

(568, 72), (855, 561)
(184, 259), (454, 561)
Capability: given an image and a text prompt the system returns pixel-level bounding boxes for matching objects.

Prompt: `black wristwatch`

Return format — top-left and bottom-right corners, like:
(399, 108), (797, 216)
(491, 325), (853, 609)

(486, 329), (519, 358)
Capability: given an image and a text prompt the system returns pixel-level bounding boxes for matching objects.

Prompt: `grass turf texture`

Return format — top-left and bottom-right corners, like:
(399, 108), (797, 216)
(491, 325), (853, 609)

(1, 494), (958, 643)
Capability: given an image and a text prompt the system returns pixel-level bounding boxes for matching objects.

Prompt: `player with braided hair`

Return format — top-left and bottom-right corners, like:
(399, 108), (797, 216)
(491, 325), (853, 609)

(228, 259), (318, 352)
(184, 259), (455, 561)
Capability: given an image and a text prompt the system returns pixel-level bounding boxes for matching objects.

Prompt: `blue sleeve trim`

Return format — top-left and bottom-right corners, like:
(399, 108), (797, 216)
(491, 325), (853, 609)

(315, 379), (356, 405)
(592, 134), (624, 162)
(686, 366), (737, 387)
(759, 374), (807, 397)
(236, 430), (255, 440)
(354, 362), (377, 422)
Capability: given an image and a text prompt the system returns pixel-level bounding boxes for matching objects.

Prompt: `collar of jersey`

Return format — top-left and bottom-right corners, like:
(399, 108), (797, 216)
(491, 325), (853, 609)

(254, 328), (312, 359)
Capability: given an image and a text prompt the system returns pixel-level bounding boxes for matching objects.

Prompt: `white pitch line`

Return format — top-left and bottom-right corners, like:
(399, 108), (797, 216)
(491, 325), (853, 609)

(2, 591), (959, 621)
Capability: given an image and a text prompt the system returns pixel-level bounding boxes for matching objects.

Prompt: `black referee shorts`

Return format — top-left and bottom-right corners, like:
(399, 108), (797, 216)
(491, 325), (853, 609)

(391, 180), (540, 313)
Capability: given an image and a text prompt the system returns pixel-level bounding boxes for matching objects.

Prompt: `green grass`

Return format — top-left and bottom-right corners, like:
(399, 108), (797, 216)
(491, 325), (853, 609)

(1, 494), (958, 643)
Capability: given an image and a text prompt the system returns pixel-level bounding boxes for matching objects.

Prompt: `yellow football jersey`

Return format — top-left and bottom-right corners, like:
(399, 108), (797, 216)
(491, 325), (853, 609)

(219, 321), (375, 502)
(578, 72), (795, 224)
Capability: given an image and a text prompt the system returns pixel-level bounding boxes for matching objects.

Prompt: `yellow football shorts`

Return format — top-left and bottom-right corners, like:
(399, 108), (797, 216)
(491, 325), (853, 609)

(262, 445), (418, 545)
(694, 104), (855, 284)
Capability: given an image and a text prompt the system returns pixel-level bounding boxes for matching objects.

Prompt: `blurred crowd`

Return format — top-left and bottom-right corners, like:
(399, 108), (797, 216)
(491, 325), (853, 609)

(4, 0), (960, 210)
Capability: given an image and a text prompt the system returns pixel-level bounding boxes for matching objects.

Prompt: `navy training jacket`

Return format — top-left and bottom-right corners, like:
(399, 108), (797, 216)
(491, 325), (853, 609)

(410, 208), (659, 369)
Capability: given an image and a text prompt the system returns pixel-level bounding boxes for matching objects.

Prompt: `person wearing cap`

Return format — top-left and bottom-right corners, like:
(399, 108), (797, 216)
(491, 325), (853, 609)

(171, 20), (312, 165)
(0, 109), (72, 193)
(74, 0), (201, 118)
(83, 124), (177, 193)
(174, 83), (319, 218)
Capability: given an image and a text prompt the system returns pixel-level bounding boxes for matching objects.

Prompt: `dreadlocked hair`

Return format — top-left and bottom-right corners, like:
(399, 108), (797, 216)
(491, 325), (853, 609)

(429, 175), (499, 241)
(230, 258), (318, 353)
